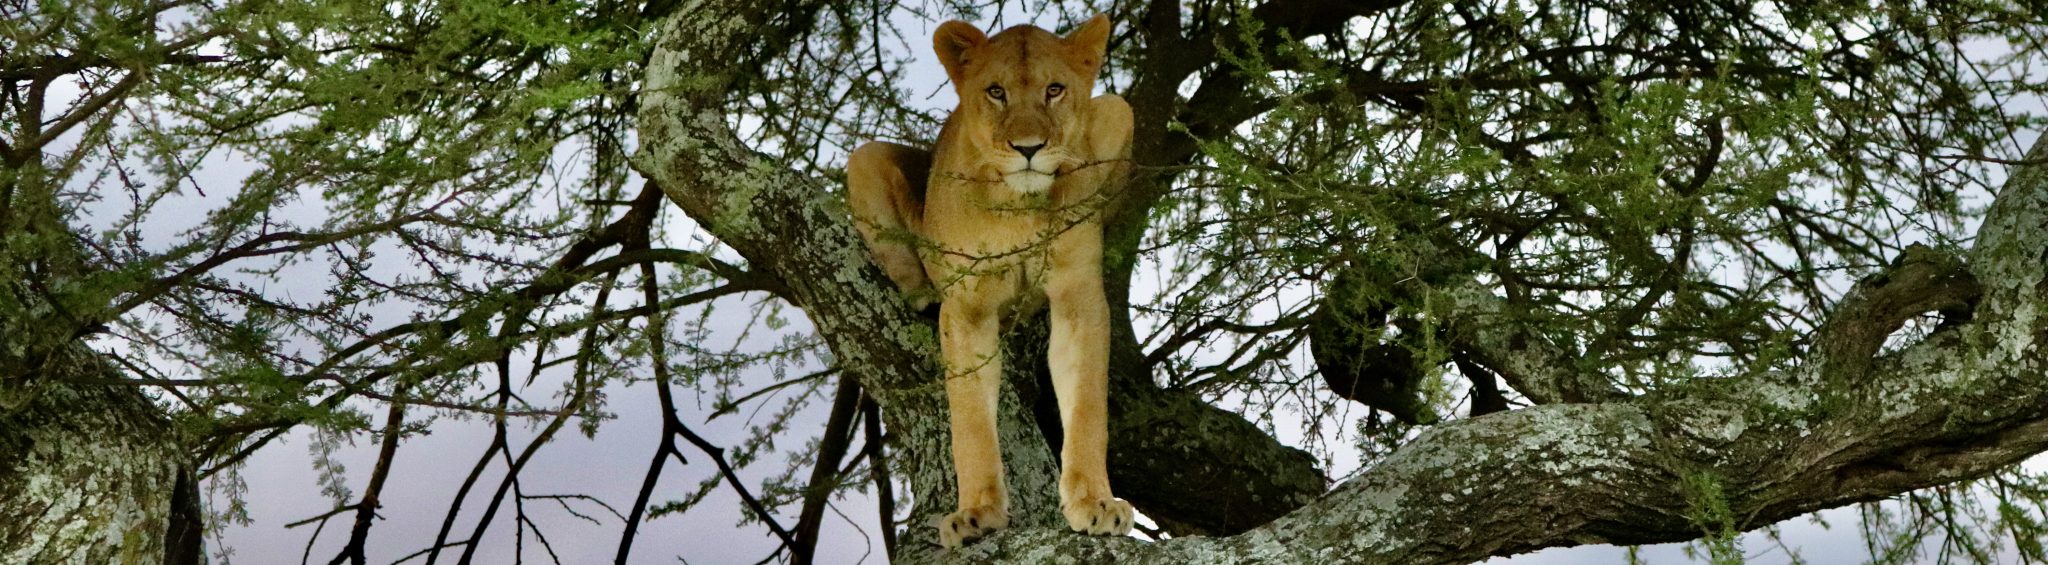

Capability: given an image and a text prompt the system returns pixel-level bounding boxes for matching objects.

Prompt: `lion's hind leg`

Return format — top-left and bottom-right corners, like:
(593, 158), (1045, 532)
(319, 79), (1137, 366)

(846, 141), (937, 309)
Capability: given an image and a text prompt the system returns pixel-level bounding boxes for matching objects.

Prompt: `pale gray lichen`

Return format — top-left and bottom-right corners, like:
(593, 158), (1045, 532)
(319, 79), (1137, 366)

(1748, 377), (1815, 412)
(3, 364), (183, 564)
(1673, 401), (1748, 446)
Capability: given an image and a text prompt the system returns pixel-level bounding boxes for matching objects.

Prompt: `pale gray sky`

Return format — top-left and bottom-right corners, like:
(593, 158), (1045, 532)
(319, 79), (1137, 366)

(170, 7), (2048, 565)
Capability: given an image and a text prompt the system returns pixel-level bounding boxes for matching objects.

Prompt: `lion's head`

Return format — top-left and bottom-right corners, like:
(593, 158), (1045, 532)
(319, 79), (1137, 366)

(933, 15), (1112, 195)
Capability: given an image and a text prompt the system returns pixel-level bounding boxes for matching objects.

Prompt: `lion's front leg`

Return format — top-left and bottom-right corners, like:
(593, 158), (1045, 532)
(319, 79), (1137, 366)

(937, 296), (1012, 548)
(1047, 229), (1134, 537)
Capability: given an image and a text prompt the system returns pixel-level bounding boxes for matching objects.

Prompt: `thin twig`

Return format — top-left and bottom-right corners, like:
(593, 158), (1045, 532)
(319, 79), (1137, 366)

(862, 394), (896, 559)
(793, 375), (863, 563)
(330, 386), (410, 565)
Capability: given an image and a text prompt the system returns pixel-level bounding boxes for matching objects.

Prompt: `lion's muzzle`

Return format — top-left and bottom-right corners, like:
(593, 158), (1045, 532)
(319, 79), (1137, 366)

(998, 138), (1064, 195)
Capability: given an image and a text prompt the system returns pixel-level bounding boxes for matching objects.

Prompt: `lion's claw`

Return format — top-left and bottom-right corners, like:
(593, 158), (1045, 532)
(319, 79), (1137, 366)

(1062, 496), (1134, 536)
(938, 505), (1011, 548)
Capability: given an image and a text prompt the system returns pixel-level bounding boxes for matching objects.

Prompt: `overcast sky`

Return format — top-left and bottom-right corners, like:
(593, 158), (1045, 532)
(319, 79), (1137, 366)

(156, 7), (2048, 564)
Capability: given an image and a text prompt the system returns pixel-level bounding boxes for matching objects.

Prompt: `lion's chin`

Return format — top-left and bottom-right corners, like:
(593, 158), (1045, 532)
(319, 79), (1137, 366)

(1002, 171), (1055, 195)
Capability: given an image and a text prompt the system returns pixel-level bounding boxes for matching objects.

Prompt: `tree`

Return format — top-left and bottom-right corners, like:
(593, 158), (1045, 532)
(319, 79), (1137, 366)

(5, 0), (2048, 563)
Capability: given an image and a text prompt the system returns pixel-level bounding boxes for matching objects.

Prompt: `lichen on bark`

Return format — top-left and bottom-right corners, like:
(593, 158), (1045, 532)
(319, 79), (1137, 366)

(1, 348), (187, 564)
(632, 2), (2048, 562)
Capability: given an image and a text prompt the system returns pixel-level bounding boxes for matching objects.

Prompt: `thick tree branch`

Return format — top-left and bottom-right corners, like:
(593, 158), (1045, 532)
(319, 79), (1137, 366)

(1437, 282), (1629, 404)
(1812, 244), (1981, 384)
(636, 2), (1065, 545)
(635, 0), (1325, 542)
(1, 347), (189, 563)
(1098, 0), (1442, 533)
(1309, 229), (1627, 406)
(643, 5), (2048, 562)
(1102, 366), (1326, 535)
(889, 135), (2048, 563)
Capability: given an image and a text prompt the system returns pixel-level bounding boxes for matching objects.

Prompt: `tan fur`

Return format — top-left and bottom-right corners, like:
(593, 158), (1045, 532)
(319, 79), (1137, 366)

(845, 14), (1134, 548)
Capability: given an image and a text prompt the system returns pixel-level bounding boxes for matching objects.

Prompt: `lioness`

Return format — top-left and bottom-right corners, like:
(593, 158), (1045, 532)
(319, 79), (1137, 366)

(845, 14), (1135, 547)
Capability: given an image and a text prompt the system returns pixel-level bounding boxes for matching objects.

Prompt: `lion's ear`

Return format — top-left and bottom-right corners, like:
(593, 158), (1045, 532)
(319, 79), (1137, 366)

(1064, 14), (1112, 72)
(934, 20), (987, 85)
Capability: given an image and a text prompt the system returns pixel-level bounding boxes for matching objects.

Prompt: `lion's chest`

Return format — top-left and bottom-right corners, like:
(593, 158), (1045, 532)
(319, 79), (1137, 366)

(919, 182), (1065, 310)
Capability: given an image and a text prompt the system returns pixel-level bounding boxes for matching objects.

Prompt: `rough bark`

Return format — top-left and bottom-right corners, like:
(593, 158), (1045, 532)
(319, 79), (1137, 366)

(888, 132), (2048, 563)
(0, 347), (194, 564)
(632, 0), (1328, 544)
(636, 1), (2048, 562)
(1104, 336), (1325, 536)
(634, 6), (1061, 544)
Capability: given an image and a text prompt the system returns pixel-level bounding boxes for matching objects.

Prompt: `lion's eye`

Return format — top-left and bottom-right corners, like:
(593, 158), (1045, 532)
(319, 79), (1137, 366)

(1046, 83), (1065, 99)
(986, 86), (1006, 102)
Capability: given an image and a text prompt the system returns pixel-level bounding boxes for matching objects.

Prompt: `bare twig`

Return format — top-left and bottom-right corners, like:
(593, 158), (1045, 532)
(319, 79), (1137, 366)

(330, 386), (410, 565)
(862, 394), (897, 559)
(793, 375), (863, 563)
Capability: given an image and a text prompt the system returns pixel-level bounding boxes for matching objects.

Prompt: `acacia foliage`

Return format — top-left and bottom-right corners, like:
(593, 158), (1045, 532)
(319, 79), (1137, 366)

(4, 0), (2048, 563)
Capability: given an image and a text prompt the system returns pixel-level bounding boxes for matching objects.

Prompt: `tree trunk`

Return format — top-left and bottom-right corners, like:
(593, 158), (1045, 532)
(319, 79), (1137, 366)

(634, 1), (1331, 549)
(635, 1), (2048, 562)
(1, 346), (197, 564)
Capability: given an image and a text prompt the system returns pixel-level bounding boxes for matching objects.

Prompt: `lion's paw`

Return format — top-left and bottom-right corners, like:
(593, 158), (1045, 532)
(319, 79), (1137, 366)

(937, 505), (1010, 548)
(1061, 496), (1134, 536)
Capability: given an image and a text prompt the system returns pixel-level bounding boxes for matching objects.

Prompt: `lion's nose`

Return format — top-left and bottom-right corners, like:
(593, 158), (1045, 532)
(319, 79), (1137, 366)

(1010, 141), (1044, 160)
